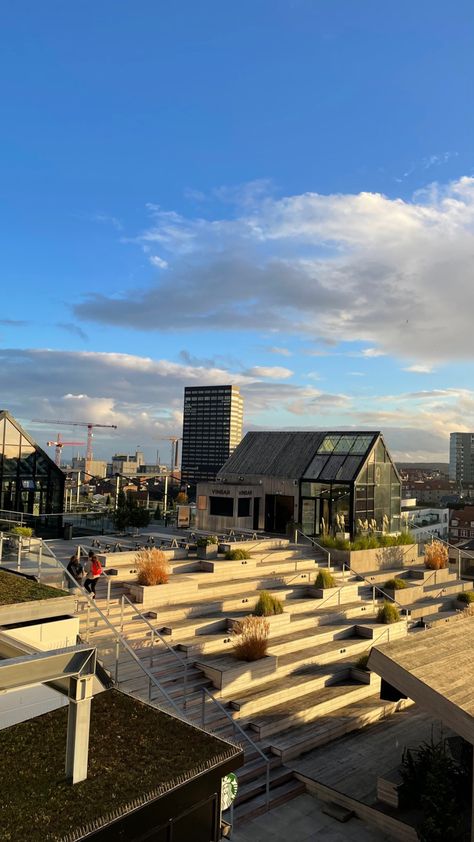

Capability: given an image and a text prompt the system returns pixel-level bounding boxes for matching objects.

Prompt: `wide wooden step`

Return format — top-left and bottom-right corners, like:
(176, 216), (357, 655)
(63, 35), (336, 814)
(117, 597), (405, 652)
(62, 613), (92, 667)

(267, 697), (411, 762)
(232, 777), (305, 823)
(247, 680), (380, 739)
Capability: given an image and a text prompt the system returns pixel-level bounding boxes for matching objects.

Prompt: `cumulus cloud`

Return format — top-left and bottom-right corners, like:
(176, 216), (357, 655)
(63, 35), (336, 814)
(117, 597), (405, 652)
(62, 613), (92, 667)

(403, 364), (434, 374)
(267, 346), (292, 357)
(74, 177), (474, 364)
(245, 366), (293, 379)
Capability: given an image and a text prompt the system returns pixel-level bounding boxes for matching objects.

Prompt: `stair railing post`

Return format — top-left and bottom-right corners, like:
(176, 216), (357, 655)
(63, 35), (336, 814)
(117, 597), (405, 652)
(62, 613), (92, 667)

(86, 600), (91, 642)
(327, 551), (331, 572)
(37, 543), (42, 580)
(150, 629), (154, 668)
(372, 586), (375, 612)
(114, 638), (120, 685)
(458, 548), (462, 580)
(120, 595), (124, 633)
(17, 535), (22, 570)
(0, 531), (3, 563)
(106, 576), (112, 615)
(183, 662), (188, 711)
(265, 761), (270, 810)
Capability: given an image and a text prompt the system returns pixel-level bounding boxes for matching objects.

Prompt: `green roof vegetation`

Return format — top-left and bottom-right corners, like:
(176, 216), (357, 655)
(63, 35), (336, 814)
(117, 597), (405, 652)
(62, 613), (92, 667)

(0, 689), (240, 842)
(0, 570), (69, 606)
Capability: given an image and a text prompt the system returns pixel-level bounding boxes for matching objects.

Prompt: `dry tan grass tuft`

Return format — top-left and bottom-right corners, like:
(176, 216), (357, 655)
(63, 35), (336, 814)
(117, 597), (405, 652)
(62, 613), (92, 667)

(424, 540), (449, 570)
(136, 548), (170, 586)
(233, 615), (270, 661)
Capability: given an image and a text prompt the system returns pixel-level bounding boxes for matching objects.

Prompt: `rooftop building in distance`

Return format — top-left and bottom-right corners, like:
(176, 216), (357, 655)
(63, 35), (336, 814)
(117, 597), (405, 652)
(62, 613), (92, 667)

(181, 385), (243, 486)
(112, 450), (145, 476)
(197, 430), (401, 537)
(449, 432), (474, 484)
(0, 410), (64, 517)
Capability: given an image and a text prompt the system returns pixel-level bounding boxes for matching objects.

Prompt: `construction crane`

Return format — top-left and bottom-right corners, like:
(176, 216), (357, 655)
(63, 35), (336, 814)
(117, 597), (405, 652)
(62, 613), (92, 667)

(33, 419), (118, 470)
(46, 433), (86, 467)
(156, 436), (181, 470)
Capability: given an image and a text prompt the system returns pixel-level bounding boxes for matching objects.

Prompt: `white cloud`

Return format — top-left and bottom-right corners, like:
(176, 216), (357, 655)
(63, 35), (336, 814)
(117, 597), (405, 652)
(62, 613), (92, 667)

(245, 366), (293, 379)
(267, 346), (292, 357)
(403, 364), (434, 374)
(359, 348), (387, 358)
(76, 176), (474, 364)
(149, 255), (168, 269)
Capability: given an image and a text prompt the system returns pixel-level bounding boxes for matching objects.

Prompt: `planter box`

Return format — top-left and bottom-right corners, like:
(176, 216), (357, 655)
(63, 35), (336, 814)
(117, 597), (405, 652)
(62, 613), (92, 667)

(128, 582), (170, 607)
(383, 585), (423, 606)
(350, 666), (372, 685)
(197, 545), (218, 560)
(196, 654), (278, 695)
(330, 544), (420, 574)
(356, 620), (407, 642)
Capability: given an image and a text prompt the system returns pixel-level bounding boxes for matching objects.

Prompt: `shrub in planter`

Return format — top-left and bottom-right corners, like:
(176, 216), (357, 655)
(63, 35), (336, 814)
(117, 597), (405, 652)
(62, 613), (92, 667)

(457, 590), (474, 604)
(196, 535), (218, 547)
(377, 601), (401, 624)
(233, 615), (269, 661)
(10, 526), (33, 538)
(355, 652), (371, 671)
(135, 548), (170, 585)
(384, 577), (408, 590)
(254, 591), (284, 616)
(315, 570), (337, 589)
(424, 540), (448, 570)
(225, 549), (251, 560)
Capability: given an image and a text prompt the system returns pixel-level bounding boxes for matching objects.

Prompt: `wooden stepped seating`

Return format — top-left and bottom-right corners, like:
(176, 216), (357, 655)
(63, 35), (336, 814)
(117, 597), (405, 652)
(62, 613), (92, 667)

(228, 661), (356, 716)
(418, 608), (460, 628)
(266, 695), (412, 762)
(246, 679), (382, 739)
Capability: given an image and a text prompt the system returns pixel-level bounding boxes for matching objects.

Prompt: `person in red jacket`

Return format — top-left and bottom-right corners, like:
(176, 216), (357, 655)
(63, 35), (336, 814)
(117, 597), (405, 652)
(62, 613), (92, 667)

(83, 551), (102, 599)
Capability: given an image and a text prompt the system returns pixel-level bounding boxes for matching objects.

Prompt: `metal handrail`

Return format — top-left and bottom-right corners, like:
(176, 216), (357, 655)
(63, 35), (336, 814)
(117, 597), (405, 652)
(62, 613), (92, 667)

(120, 592), (189, 709)
(294, 529), (332, 570)
(201, 687), (270, 812)
(341, 563), (409, 626)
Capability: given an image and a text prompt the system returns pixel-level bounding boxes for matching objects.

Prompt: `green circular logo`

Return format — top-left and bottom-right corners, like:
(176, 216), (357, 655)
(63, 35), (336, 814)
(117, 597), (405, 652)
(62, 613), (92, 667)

(221, 773), (238, 810)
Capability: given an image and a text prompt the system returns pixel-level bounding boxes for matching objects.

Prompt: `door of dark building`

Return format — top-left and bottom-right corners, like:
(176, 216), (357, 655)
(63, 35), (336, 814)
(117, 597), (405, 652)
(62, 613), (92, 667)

(264, 494), (294, 533)
(253, 496), (260, 530)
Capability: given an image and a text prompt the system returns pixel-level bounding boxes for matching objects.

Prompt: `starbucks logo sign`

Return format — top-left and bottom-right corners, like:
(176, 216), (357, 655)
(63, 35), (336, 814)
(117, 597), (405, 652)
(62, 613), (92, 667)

(221, 773), (238, 810)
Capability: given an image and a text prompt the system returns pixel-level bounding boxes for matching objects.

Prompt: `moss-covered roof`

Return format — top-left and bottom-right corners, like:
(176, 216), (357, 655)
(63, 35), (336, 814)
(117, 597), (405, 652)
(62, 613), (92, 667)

(0, 688), (241, 842)
(0, 569), (69, 605)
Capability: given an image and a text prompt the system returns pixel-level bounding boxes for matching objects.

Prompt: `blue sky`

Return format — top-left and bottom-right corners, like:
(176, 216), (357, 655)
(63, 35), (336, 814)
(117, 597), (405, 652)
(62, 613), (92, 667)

(1, 0), (473, 463)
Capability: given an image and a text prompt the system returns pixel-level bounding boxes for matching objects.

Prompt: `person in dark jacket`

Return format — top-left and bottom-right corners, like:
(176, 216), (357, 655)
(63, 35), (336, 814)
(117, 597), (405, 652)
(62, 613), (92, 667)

(66, 554), (83, 588)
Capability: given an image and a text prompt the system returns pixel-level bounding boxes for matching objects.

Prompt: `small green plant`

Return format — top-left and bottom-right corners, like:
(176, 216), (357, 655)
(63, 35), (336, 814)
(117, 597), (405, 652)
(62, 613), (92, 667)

(377, 600), (401, 624)
(196, 535), (218, 547)
(254, 590), (284, 616)
(457, 590), (474, 604)
(10, 525), (33, 538)
(225, 548), (251, 560)
(315, 569), (337, 589)
(355, 652), (371, 671)
(233, 615), (269, 661)
(384, 577), (408, 590)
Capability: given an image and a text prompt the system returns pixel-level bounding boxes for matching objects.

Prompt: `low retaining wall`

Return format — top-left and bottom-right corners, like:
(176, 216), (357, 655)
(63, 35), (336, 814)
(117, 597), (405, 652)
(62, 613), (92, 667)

(97, 547), (188, 567)
(330, 544), (420, 574)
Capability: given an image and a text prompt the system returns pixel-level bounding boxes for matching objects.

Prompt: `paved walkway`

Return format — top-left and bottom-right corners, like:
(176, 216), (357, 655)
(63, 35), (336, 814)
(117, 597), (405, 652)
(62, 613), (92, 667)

(231, 793), (388, 842)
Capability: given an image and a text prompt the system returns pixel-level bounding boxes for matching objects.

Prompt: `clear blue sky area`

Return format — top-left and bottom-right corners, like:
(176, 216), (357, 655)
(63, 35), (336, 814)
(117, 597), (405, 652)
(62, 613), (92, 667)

(0, 1), (473, 461)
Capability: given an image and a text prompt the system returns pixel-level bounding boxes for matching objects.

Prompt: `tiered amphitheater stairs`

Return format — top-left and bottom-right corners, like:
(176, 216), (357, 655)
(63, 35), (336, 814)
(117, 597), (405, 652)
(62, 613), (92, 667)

(75, 538), (473, 824)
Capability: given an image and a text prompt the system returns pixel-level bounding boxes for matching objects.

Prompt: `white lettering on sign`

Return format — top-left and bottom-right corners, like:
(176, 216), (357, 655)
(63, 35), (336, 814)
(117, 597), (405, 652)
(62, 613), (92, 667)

(211, 489), (231, 495)
(238, 489), (253, 496)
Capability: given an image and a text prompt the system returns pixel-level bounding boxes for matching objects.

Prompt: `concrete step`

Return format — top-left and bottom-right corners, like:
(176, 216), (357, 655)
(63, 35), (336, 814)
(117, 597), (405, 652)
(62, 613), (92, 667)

(229, 662), (354, 716)
(247, 680), (380, 739)
(276, 636), (370, 673)
(232, 777), (305, 824)
(267, 696), (411, 762)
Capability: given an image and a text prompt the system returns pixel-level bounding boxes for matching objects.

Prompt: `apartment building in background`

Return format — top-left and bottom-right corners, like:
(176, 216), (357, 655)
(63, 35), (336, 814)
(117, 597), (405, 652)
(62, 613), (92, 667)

(181, 385), (243, 485)
(450, 432), (474, 485)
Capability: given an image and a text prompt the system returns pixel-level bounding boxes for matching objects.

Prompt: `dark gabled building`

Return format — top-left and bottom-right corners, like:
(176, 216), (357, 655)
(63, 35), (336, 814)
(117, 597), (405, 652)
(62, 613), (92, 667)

(196, 430), (401, 538)
(0, 410), (64, 516)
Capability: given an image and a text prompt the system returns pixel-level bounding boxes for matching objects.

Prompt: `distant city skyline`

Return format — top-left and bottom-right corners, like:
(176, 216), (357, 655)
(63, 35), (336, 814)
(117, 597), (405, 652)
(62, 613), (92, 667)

(1, 1), (473, 462)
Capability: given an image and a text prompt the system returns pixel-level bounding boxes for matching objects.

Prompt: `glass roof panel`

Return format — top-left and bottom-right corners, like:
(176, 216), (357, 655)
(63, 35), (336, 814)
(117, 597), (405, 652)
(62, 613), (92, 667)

(303, 453), (331, 479)
(349, 435), (374, 455)
(333, 435), (357, 453)
(317, 436), (339, 454)
(318, 454), (347, 480)
(336, 455), (365, 481)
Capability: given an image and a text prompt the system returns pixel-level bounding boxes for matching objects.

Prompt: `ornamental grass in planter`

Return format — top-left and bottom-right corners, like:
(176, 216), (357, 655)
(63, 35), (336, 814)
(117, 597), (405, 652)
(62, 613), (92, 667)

(225, 549), (251, 560)
(377, 600), (401, 624)
(196, 535), (218, 547)
(457, 590), (474, 604)
(254, 591), (284, 616)
(315, 570), (337, 589)
(424, 540), (448, 570)
(355, 652), (371, 671)
(233, 615), (269, 662)
(136, 548), (170, 586)
(384, 577), (408, 590)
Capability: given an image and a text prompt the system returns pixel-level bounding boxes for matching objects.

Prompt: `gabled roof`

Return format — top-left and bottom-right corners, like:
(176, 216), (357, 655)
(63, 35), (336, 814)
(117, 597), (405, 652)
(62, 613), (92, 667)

(0, 409), (63, 477)
(218, 431), (380, 481)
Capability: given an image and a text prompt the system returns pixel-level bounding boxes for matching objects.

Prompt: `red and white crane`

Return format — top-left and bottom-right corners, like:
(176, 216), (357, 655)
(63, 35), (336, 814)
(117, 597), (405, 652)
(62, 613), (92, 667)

(33, 419), (118, 471)
(46, 433), (86, 467)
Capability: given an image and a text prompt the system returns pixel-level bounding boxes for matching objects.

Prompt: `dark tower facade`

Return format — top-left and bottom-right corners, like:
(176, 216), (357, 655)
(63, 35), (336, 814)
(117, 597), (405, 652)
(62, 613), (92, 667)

(181, 385), (243, 485)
